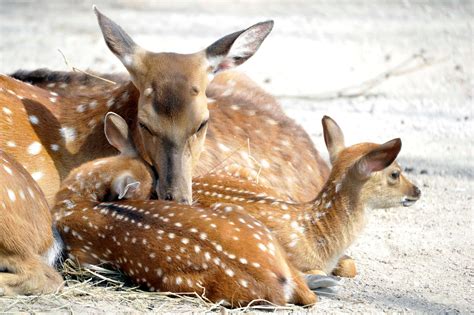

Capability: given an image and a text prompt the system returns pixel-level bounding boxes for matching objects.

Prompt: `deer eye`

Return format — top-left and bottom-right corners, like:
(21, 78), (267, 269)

(390, 171), (400, 180)
(191, 86), (200, 96)
(139, 122), (153, 135)
(196, 119), (208, 134)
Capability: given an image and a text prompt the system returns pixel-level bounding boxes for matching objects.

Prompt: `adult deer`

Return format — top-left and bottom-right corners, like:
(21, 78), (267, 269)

(0, 150), (63, 296)
(9, 7), (329, 205)
(53, 113), (317, 306)
(192, 116), (421, 277)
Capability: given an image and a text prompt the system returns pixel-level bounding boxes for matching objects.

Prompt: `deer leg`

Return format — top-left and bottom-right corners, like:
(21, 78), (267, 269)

(288, 266), (318, 305)
(0, 256), (63, 296)
(332, 255), (357, 278)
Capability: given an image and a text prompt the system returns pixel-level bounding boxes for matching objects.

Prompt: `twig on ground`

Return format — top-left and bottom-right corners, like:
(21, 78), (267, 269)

(57, 49), (117, 85)
(276, 53), (447, 101)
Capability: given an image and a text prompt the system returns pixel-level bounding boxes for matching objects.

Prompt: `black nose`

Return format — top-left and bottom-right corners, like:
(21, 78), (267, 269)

(164, 193), (173, 201)
(180, 198), (190, 205)
(413, 186), (421, 198)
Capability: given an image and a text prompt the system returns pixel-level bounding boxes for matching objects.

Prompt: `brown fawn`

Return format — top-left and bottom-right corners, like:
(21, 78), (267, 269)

(0, 150), (63, 296)
(53, 113), (317, 306)
(9, 7), (329, 205)
(191, 116), (421, 277)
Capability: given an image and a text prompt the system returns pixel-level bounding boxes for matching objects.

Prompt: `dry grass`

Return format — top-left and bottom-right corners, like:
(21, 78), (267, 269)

(0, 260), (323, 313)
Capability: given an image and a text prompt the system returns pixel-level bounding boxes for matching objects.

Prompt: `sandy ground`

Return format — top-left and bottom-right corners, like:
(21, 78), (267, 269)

(0, 0), (472, 313)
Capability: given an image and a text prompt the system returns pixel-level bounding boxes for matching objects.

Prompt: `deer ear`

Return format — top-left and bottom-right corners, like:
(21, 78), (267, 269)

(206, 20), (273, 73)
(93, 6), (140, 70)
(112, 173), (141, 200)
(354, 138), (402, 179)
(104, 112), (136, 156)
(322, 116), (346, 164)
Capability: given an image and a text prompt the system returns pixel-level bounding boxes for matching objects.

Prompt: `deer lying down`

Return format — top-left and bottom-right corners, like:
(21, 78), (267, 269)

(53, 113), (317, 306)
(0, 150), (63, 296)
(9, 7), (329, 205)
(192, 116), (421, 279)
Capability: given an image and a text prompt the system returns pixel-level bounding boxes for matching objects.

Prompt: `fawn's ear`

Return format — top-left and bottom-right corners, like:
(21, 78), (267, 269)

(94, 6), (141, 71)
(112, 173), (141, 200)
(353, 138), (402, 179)
(205, 20), (273, 73)
(322, 116), (346, 164)
(104, 112), (136, 156)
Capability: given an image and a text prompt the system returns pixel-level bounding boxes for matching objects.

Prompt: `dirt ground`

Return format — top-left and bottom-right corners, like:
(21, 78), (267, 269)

(0, 0), (472, 313)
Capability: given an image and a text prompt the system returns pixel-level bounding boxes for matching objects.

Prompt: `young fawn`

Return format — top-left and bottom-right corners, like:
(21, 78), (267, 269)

(192, 116), (421, 277)
(10, 7), (329, 204)
(52, 113), (317, 306)
(0, 150), (63, 296)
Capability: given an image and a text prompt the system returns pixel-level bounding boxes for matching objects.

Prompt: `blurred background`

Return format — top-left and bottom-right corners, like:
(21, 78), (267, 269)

(0, 1), (472, 312)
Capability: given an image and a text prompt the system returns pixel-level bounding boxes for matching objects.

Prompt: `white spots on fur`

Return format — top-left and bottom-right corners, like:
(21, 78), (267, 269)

(7, 189), (16, 202)
(76, 104), (87, 113)
(239, 279), (249, 288)
(50, 144), (59, 151)
(260, 159), (270, 169)
(6, 141), (16, 147)
(106, 98), (115, 108)
(335, 182), (342, 193)
(230, 104), (240, 111)
(266, 118), (278, 125)
(32, 171), (43, 181)
(325, 201), (332, 209)
(27, 141), (42, 156)
(3, 165), (12, 175)
(2, 107), (12, 116)
(225, 269), (235, 277)
(89, 100), (98, 109)
(49, 97), (57, 103)
(257, 243), (267, 252)
(217, 143), (230, 152)
(60, 126), (77, 143)
(144, 88), (153, 96)
(29, 115), (39, 124)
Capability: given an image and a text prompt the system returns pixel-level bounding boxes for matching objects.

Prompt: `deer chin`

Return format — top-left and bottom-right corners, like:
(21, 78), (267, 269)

(401, 197), (418, 207)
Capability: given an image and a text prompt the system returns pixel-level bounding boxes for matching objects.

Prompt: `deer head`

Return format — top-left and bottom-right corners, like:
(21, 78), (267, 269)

(94, 7), (273, 204)
(322, 116), (421, 209)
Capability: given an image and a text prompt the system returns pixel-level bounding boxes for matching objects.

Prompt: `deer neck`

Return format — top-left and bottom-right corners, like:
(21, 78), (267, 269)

(301, 171), (368, 270)
(56, 82), (140, 170)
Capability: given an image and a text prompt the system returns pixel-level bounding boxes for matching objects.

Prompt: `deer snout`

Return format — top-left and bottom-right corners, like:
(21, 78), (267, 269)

(164, 192), (191, 205)
(401, 185), (421, 207)
(413, 185), (421, 199)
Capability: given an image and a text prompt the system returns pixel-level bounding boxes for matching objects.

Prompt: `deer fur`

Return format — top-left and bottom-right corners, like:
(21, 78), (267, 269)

(8, 7), (329, 205)
(52, 113), (317, 306)
(192, 116), (421, 275)
(0, 150), (63, 296)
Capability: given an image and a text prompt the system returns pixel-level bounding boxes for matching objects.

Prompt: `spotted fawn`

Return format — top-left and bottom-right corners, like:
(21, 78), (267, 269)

(192, 116), (421, 277)
(53, 113), (317, 306)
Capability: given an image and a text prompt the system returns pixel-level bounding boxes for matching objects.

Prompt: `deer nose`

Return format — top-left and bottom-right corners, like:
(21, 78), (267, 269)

(180, 198), (191, 205)
(164, 192), (174, 201)
(413, 186), (421, 198)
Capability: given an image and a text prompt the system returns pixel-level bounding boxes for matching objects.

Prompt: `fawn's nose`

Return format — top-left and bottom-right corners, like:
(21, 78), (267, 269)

(164, 192), (190, 205)
(413, 186), (421, 199)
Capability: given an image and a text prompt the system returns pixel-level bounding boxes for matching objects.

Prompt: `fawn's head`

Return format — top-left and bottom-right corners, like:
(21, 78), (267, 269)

(103, 112), (154, 201)
(94, 7), (273, 204)
(322, 116), (421, 209)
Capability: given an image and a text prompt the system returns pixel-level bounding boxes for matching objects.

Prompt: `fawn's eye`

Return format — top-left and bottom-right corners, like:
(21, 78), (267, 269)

(196, 120), (208, 134)
(191, 86), (200, 96)
(139, 122), (153, 135)
(390, 171), (400, 180)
